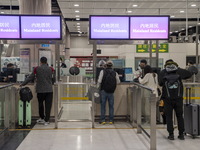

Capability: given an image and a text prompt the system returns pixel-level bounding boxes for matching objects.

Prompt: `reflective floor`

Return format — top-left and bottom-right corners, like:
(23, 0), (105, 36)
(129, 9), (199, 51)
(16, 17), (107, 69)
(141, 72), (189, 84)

(15, 122), (200, 150)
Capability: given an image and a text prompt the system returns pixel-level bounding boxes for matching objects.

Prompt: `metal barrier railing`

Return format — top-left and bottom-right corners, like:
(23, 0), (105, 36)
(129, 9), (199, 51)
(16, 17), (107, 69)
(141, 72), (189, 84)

(0, 83), (17, 134)
(54, 82), (96, 129)
(127, 82), (158, 150)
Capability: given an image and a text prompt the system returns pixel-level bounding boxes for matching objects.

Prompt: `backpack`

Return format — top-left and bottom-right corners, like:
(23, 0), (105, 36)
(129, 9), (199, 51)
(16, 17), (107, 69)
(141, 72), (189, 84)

(20, 87), (33, 102)
(163, 73), (181, 99)
(101, 69), (117, 93)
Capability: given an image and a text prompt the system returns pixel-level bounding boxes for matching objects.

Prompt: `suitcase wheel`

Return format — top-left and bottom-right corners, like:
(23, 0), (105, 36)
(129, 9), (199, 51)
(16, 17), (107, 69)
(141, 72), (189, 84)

(26, 125), (31, 129)
(18, 125), (22, 129)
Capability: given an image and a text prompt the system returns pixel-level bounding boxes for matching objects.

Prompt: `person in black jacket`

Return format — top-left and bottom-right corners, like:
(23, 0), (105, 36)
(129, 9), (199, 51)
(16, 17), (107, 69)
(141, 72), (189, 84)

(159, 60), (192, 140)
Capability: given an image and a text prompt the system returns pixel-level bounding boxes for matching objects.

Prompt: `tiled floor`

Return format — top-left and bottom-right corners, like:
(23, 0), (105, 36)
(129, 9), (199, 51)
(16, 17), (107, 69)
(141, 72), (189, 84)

(16, 122), (200, 150)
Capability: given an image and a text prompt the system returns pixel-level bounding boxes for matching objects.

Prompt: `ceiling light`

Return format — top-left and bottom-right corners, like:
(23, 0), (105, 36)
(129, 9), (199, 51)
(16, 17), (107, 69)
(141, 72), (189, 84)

(191, 4), (196, 7)
(78, 34), (81, 36)
(132, 5), (138, 7)
(77, 26), (80, 28)
(76, 18), (80, 20)
(180, 10), (184, 13)
(74, 4), (79, 7)
(76, 15), (80, 18)
(189, 26), (192, 28)
(75, 10), (79, 13)
(181, 28), (185, 30)
(171, 15), (175, 18)
(198, 23), (200, 25)
(127, 10), (132, 13)
(77, 23), (80, 25)
(170, 32), (172, 34)
(1, 12), (4, 14)
(175, 31), (179, 33)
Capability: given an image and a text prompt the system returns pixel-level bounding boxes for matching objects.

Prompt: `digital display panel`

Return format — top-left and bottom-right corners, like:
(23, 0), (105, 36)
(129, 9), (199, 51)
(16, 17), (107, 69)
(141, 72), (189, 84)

(130, 16), (169, 40)
(90, 16), (129, 40)
(0, 15), (20, 39)
(21, 16), (61, 39)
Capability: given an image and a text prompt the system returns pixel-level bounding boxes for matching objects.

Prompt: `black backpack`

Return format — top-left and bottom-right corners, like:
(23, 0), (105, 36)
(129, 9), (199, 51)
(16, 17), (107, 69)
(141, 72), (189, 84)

(20, 87), (33, 102)
(163, 73), (182, 99)
(101, 69), (117, 93)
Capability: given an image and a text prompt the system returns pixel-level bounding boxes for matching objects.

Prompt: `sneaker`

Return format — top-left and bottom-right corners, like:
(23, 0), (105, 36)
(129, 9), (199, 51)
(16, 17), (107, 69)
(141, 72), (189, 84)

(100, 122), (106, 125)
(109, 122), (113, 125)
(178, 134), (185, 140)
(168, 134), (174, 140)
(36, 118), (45, 124)
(44, 122), (50, 126)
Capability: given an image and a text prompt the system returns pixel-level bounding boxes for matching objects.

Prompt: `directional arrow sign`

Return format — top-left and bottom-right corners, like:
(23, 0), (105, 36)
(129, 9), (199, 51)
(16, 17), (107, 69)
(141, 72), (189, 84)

(138, 49), (146, 52)
(159, 49), (167, 52)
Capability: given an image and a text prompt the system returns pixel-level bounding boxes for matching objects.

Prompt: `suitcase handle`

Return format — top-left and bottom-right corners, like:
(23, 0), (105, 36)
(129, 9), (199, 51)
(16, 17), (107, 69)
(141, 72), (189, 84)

(186, 87), (191, 104)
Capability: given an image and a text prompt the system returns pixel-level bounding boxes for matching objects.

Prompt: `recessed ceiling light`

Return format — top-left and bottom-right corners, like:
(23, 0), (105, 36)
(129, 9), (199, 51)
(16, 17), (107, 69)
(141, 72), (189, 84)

(75, 10), (79, 13)
(74, 4), (79, 7)
(77, 26), (80, 28)
(77, 28), (80, 30)
(181, 28), (185, 30)
(170, 32), (172, 34)
(77, 23), (80, 25)
(76, 15), (80, 18)
(127, 10), (132, 13)
(191, 4), (196, 7)
(171, 15), (175, 18)
(76, 18), (80, 20)
(132, 4), (138, 7)
(189, 26), (192, 28)
(78, 34), (81, 36)
(1, 12), (4, 14)
(175, 31), (179, 32)
(180, 10), (184, 13)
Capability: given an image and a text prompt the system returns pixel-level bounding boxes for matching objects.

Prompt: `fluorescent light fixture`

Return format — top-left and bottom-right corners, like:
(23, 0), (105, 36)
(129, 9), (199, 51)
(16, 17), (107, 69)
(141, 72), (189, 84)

(76, 15), (80, 18)
(78, 34), (81, 36)
(191, 4), (196, 7)
(75, 10), (79, 13)
(180, 10), (184, 13)
(127, 10), (132, 13)
(76, 18), (80, 20)
(74, 4), (79, 7)
(181, 28), (185, 30)
(132, 4), (138, 7)
(77, 26), (80, 28)
(77, 23), (80, 25)
(189, 26), (192, 28)
(175, 31), (179, 32)
(1, 12), (4, 14)
(170, 32), (172, 34)
(198, 23), (200, 24)
(171, 15), (175, 18)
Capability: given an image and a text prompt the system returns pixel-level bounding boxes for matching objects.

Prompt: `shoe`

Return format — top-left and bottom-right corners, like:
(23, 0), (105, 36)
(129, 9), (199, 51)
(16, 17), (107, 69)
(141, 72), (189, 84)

(109, 122), (113, 125)
(36, 118), (45, 124)
(168, 134), (174, 140)
(178, 134), (185, 140)
(100, 122), (106, 125)
(44, 122), (50, 126)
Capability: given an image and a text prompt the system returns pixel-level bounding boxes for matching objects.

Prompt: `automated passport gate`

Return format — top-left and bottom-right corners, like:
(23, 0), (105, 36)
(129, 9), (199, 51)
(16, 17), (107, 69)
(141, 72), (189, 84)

(54, 82), (98, 128)
(127, 82), (157, 150)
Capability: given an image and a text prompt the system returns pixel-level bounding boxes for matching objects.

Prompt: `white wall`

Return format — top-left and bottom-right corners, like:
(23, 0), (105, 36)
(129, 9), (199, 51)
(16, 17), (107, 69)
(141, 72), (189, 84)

(70, 37), (198, 69)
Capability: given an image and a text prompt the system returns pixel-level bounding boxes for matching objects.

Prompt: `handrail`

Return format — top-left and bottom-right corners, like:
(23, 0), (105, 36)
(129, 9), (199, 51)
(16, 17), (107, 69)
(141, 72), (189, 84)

(130, 82), (153, 92)
(0, 83), (15, 89)
(56, 82), (95, 85)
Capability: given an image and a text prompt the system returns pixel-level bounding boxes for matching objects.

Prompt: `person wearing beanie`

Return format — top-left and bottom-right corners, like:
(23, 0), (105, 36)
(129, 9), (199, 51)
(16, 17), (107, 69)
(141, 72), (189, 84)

(159, 60), (191, 140)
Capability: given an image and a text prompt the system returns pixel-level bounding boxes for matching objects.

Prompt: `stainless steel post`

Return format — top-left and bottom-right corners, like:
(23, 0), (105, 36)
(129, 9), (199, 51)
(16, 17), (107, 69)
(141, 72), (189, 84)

(132, 86), (137, 128)
(156, 40), (159, 68)
(4, 88), (9, 128)
(136, 87), (142, 133)
(92, 93), (95, 128)
(54, 84), (58, 129)
(11, 87), (16, 128)
(196, 12), (199, 65)
(149, 40), (152, 66)
(56, 43), (60, 82)
(93, 41), (97, 82)
(150, 93), (157, 150)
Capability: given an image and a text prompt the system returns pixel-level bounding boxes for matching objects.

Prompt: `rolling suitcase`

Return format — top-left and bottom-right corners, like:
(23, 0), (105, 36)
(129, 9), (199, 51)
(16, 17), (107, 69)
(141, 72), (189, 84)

(184, 87), (200, 138)
(18, 100), (31, 128)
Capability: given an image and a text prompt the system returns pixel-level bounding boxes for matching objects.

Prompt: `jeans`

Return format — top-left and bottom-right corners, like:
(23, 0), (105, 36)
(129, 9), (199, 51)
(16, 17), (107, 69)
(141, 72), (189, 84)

(37, 92), (53, 122)
(164, 98), (184, 135)
(100, 90), (114, 122)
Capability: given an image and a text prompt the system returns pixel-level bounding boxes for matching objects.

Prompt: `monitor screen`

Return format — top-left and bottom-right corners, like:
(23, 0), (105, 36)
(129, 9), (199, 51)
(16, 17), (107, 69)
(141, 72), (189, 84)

(0, 15), (20, 39)
(21, 15), (62, 39)
(130, 16), (169, 40)
(90, 16), (129, 40)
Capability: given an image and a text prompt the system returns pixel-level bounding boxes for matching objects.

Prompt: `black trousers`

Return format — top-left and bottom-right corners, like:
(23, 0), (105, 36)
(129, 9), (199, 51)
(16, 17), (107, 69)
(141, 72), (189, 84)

(164, 98), (184, 135)
(37, 92), (53, 122)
